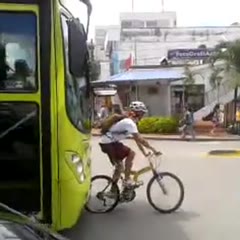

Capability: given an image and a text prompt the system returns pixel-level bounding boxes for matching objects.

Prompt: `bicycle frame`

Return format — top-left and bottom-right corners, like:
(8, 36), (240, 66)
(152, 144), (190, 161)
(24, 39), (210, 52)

(129, 153), (161, 182)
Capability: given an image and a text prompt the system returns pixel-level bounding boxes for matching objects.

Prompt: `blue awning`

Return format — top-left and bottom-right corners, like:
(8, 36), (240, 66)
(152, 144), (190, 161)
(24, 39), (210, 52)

(92, 67), (185, 85)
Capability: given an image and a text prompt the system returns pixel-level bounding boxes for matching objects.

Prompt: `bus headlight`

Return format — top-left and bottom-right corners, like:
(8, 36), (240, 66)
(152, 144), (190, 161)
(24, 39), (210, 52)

(77, 163), (84, 174)
(72, 155), (80, 163)
(79, 173), (86, 183)
(65, 152), (86, 183)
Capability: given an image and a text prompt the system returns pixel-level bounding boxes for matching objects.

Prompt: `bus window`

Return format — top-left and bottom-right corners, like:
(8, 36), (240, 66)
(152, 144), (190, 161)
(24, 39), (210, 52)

(61, 15), (91, 133)
(0, 12), (37, 92)
(0, 102), (40, 211)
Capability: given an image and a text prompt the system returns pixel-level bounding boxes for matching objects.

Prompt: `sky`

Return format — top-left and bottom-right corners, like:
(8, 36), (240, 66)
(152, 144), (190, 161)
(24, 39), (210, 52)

(88, 0), (240, 38)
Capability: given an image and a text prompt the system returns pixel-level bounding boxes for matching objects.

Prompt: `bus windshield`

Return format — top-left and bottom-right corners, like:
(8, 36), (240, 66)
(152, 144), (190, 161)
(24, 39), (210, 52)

(0, 12), (37, 92)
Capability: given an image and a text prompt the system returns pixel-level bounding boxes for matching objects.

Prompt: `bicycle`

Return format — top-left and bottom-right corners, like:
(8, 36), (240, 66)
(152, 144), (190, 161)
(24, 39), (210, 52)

(85, 152), (185, 214)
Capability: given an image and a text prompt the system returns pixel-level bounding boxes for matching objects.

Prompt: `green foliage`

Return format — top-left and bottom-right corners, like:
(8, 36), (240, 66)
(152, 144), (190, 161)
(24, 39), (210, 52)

(184, 65), (196, 86)
(212, 39), (240, 80)
(209, 66), (224, 89)
(138, 116), (179, 134)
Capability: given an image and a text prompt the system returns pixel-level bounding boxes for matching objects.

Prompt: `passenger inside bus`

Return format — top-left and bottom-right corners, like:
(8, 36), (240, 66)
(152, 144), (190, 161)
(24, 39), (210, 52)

(0, 43), (35, 90)
(8, 59), (33, 89)
(0, 12), (36, 91)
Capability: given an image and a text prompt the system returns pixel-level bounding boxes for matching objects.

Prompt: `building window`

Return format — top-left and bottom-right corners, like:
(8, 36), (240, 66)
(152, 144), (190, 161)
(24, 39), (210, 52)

(171, 85), (205, 115)
(0, 12), (37, 92)
(61, 15), (91, 133)
(132, 20), (144, 28)
(148, 86), (159, 95)
(121, 20), (132, 29)
(95, 29), (106, 37)
(146, 20), (158, 28)
(158, 19), (170, 27)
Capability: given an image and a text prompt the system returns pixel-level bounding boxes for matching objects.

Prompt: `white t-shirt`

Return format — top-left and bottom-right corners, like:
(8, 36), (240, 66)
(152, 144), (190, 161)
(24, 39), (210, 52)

(99, 107), (108, 119)
(100, 118), (138, 144)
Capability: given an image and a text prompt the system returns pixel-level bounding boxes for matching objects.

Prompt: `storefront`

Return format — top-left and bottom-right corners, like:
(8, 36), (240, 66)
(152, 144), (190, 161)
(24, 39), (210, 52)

(170, 84), (205, 115)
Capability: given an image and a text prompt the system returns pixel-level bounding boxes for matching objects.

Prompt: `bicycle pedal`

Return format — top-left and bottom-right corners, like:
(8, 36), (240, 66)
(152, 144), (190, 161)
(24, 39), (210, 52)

(135, 181), (144, 187)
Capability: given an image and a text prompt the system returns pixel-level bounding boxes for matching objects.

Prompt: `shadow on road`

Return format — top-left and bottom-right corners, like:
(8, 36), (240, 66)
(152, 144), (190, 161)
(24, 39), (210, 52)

(63, 200), (199, 240)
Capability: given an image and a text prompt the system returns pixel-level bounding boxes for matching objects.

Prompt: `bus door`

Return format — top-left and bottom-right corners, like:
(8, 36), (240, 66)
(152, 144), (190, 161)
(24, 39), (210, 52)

(0, 1), (52, 224)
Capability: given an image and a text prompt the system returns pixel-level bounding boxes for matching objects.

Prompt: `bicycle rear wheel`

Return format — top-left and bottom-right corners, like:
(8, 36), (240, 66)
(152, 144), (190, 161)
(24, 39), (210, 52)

(85, 175), (120, 213)
(146, 172), (184, 213)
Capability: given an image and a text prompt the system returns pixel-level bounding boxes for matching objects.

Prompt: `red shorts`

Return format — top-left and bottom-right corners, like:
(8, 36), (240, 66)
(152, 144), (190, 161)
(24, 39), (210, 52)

(99, 142), (130, 165)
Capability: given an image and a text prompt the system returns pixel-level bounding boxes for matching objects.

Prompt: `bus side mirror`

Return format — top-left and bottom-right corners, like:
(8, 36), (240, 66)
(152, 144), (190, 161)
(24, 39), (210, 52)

(68, 18), (88, 77)
(92, 84), (117, 96)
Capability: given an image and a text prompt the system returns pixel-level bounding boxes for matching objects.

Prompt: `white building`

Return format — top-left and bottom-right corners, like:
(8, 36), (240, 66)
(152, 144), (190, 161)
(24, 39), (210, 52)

(95, 11), (177, 78)
(94, 25), (118, 80)
(94, 12), (240, 118)
(120, 11), (177, 28)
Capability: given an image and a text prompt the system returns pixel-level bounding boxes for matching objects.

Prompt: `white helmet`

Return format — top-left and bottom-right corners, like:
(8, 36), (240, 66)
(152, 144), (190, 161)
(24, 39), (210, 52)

(129, 101), (148, 113)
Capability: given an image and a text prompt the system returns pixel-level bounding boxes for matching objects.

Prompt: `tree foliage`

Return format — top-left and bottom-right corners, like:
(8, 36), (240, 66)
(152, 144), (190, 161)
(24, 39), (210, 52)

(211, 39), (240, 113)
(184, 65), (196, 86)
(209, 67), (224, 89)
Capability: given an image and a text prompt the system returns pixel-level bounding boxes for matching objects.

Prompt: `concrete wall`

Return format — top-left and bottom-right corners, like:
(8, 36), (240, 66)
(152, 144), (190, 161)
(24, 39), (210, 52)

(127, 84), (171, 117)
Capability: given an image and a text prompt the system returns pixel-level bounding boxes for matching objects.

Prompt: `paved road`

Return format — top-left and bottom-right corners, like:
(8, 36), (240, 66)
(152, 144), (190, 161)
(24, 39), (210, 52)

(64, 137), (240, 240)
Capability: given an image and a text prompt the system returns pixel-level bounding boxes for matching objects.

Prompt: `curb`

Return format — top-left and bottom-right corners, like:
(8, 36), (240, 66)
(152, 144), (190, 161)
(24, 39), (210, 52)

(91, 133), (240, 142)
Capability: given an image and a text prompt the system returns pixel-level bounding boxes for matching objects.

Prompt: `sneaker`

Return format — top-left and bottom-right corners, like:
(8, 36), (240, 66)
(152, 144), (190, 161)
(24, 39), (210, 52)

(123, 179), (143, 188)
(103, 191), (117, 199)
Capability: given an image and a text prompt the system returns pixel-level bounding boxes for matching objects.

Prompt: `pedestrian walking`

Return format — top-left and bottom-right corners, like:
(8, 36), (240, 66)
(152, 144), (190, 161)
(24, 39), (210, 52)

(180, 106), (195, 140)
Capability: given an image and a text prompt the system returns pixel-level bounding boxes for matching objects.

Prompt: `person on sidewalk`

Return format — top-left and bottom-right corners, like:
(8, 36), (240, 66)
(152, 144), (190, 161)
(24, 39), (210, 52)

(235, 106), (240, 135)
(210, 104), (221, 135)
(180, 106), (195, 140)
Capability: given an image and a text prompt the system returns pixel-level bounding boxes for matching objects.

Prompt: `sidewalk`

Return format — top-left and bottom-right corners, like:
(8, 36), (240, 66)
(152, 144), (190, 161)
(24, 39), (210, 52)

(91, 129), (240, 142)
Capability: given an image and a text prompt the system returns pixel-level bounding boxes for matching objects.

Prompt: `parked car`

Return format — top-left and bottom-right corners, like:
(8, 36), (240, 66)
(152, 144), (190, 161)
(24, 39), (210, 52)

(0, 202), (69, 240)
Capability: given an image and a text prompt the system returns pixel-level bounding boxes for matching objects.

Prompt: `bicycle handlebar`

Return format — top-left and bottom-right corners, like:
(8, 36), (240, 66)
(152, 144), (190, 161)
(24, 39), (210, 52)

(146, 151), (162, 157)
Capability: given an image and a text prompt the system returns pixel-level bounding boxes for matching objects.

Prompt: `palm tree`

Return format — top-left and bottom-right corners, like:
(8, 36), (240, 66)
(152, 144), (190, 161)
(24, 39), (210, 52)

(212, 39), (240, 115)
(209, 66), (224, 103)
(182, 65), (196, 108)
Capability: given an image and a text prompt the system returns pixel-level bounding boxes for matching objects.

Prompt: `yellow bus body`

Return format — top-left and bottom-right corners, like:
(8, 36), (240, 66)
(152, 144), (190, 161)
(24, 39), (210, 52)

(0, 0), (91, 231)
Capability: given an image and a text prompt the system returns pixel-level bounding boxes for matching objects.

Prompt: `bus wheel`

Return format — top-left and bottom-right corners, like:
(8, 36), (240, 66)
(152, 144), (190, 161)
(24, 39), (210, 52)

(85, 175), (120, 213)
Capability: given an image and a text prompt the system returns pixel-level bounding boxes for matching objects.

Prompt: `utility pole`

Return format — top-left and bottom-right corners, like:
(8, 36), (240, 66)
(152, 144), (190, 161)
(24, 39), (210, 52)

(161, 0), (165, 12)
(134, 38), (137, 65)
(132, 0), (134, 12)
(89, 39), (95, 61)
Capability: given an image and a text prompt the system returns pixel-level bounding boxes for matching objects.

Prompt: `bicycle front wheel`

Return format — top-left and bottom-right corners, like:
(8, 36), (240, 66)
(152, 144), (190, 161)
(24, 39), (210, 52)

(146, 172), (184, 213)
(85, 175), (120, 214)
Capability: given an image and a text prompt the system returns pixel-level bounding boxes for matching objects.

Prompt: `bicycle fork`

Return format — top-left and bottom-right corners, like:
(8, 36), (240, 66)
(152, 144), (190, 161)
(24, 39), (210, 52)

(153, 171), (168, 195)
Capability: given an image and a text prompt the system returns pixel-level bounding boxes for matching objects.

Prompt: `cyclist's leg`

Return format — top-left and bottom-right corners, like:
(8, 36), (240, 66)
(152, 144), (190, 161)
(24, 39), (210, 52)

(111, 142), (135, 184)
(124, 149), (135, 182)
(112, 162), (123, 184)
(102, 142), (135, 182)
(100, 143), (122, 180)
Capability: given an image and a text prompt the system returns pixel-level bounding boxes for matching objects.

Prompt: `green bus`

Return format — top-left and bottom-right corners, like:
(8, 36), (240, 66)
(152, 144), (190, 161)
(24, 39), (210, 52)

(0, 0), (98, 231)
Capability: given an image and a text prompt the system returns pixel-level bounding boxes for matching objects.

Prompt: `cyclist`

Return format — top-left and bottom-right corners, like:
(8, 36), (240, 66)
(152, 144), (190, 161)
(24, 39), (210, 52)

(99, 101), (160, 191)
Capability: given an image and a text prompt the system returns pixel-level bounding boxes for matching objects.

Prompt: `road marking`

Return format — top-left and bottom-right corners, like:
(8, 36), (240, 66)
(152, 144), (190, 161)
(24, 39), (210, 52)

(209, 149), (240, 154)
(201, 153), (240, 158)
(195, 141), (221, 145)
(202, 149), (240, 158)
(204, 154), (240, 158)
